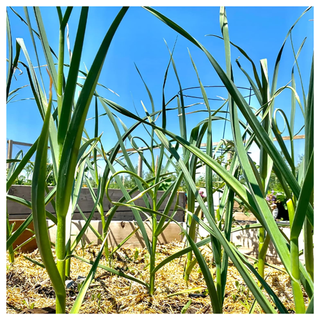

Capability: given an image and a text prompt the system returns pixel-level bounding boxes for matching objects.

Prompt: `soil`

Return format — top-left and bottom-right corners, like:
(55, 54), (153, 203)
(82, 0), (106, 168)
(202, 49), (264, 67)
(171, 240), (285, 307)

(6, 241), (305, 314)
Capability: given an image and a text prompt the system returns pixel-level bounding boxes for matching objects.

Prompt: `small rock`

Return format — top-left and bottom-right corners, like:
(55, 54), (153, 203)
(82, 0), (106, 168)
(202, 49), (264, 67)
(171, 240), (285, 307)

(65, 279), (76, 289)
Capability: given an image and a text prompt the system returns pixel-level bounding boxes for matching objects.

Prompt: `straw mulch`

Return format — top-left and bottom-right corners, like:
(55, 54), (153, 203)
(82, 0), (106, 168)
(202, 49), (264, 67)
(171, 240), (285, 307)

(6, 241), (306, 314)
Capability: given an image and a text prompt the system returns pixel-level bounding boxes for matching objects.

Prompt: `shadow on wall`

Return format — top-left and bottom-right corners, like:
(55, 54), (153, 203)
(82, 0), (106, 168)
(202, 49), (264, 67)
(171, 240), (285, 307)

(233, 226), (290, 264)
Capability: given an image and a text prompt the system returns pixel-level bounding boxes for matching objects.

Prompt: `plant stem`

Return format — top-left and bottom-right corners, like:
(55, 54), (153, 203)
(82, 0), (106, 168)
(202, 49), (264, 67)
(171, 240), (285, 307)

(56, 293), (66, 314)
(290, 238), (305, 313)
(55, 216), (66, 313)
(6, 216), (15, 263)
(8, 246), (15, 264)
(184, 214), (196, 282)
(149, 213), (157, 295)
(184, 195), (199, 282)
(57, 27), (65, 128)
(97, 202), (110, 262)
(65, 246), (71, 278)
(212, 237), (222, 307)
(303, 218), (313, 281)
(257, 227), (266, 279)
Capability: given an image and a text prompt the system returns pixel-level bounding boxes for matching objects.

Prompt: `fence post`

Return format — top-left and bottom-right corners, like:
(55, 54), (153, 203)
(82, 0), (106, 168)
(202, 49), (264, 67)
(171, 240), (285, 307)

(7, 140), (13, 169)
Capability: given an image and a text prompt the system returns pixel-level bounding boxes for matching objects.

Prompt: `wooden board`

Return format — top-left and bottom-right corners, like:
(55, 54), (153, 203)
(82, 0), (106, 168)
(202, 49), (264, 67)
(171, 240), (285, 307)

(7, 185), (186, 222)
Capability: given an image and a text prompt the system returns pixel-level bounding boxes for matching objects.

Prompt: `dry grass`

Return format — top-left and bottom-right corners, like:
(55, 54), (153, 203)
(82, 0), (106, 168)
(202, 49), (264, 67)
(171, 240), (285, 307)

(6, 241), (304, 314)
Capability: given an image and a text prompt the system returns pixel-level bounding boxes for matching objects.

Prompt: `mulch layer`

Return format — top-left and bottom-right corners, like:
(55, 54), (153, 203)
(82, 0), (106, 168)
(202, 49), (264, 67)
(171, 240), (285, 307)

(6, 241), (307, 314)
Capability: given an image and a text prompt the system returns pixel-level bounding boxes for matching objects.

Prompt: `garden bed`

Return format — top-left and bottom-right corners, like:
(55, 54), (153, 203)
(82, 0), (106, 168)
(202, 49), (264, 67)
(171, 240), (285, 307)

(6, 242), (306, 314)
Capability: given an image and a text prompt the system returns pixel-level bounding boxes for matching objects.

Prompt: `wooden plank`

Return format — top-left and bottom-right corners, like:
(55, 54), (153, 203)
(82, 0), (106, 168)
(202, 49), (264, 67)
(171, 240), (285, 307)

(8, 140), (50, 148)
(9, 140), (33, 147)
(273, 134), (305, 141)
(7, 185), (186, 222)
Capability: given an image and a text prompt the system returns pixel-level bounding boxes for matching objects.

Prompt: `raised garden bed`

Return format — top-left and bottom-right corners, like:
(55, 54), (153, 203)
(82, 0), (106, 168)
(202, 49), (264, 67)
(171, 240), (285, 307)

(7, 185), (186, 252)
(8, 186), (301, 264)
(6, 242), (306, 314)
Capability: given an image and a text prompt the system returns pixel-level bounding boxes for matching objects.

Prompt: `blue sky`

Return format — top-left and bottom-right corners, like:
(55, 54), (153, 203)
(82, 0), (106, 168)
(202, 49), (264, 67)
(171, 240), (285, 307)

(6, 5), (314, 173)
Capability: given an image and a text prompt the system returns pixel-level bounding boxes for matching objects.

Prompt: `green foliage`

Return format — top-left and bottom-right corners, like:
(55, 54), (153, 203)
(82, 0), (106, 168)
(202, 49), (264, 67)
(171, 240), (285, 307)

(7, 6), (129, 313)
(180, 299), (192, 314)
(6, 5), (313, 315)
(9, 158), (56, 186)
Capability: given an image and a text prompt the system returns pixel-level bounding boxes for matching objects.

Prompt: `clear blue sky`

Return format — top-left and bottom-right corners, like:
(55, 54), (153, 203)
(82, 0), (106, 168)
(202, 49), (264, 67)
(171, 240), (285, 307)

(6, 5), (314, 170)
